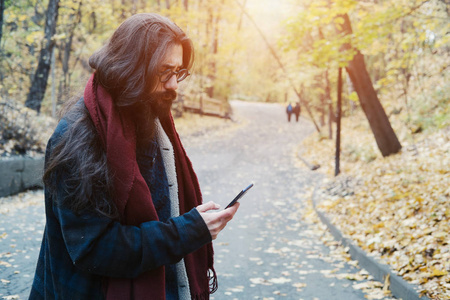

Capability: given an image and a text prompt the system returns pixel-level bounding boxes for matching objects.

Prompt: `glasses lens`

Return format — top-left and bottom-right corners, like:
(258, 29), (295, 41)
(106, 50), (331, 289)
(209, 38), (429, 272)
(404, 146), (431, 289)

(160, 70), (173, 83)
(176, 70), (189, 82)
(160, 69), (190, 83)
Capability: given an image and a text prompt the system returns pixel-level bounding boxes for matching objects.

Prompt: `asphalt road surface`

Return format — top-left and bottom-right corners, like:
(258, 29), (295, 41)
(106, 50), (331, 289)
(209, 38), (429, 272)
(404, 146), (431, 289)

(0, 100), (374, 300)
(183, 101), (371, 300)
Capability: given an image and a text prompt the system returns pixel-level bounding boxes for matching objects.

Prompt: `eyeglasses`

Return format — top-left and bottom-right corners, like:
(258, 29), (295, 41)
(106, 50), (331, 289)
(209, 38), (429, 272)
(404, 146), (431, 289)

(158, 69), (190, 83)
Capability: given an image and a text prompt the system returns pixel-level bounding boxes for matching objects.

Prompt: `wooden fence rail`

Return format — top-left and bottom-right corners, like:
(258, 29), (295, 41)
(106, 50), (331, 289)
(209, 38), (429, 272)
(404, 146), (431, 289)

(173, 93), (231, 119)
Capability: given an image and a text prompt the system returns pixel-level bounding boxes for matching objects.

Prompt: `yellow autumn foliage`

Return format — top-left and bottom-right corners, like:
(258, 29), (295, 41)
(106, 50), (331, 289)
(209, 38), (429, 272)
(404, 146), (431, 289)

(301, 111), (449, 299)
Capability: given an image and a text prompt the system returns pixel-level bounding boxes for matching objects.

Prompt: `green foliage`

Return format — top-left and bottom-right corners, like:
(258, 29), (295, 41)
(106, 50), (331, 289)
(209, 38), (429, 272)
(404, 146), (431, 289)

(279, 0), (449, 135)
(0, 0), (448, 140)
(0, 0), (248, 110)
(409, 85), (450, 132)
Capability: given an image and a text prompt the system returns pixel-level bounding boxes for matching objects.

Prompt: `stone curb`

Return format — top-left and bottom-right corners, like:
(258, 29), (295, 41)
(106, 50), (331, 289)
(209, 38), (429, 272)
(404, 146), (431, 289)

(0, 156), (44, 198)
(312, 185), (428, 300)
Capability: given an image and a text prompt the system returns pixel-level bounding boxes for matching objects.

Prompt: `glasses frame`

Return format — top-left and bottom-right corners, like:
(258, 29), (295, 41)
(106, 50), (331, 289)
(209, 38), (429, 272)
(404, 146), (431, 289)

(158, 69), (190, 83)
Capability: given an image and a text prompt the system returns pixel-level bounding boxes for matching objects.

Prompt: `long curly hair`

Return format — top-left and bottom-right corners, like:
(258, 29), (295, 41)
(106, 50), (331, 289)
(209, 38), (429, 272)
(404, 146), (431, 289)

(43, 14), (195, 218)
(89, 13), (194, 106)
(43, 98), (118, 218)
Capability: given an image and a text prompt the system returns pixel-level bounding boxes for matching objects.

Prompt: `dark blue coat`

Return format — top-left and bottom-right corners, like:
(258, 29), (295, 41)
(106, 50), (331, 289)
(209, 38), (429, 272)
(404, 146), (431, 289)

(29, 118), (211, 300)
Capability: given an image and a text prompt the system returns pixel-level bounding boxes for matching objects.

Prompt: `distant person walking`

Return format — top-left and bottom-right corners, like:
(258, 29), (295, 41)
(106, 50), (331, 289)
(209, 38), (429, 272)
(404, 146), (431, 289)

(286, 103), (293, 122)
(293, 102), (301, 122)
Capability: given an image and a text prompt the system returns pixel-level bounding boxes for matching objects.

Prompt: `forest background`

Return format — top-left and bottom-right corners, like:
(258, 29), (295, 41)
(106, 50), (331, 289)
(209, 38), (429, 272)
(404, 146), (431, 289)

(0, 0), (448, 155)
(0, 0), (449, 298)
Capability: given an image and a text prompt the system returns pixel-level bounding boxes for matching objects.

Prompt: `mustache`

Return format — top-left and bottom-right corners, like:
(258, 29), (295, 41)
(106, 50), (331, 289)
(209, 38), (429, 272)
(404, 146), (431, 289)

(149, 90), (177, 102)
(163, 89), (177, 101)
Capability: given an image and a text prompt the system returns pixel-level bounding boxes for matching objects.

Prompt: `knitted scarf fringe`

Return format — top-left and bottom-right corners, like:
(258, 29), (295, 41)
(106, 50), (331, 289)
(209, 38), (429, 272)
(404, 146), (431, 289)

(208, 268), (218, 294)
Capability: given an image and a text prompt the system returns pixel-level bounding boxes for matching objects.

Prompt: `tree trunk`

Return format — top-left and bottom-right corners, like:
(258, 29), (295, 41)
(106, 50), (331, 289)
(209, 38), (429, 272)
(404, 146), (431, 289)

(0, 0), (4, 48)
(205, 2), (221, 99)
(208, 10), (220, 98)
(25, 0), (60, 112)
(324, 69), (333, 139)
(340, 13), (401, 156)
(0, 0), (4, 90)
(335, 67), (342, 176)
(320, 93), (326, 126)
(51, 48), (56, 117)
(224, 0), (246, 96)
(60, 1), (82, 96)
(89, 11), (96, 33)
(132, 0), (138, 14)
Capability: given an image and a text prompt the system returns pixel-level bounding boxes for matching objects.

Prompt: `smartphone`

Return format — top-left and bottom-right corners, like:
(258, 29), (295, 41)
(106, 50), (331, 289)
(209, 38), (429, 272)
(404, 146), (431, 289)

(225, 183), (254, 209)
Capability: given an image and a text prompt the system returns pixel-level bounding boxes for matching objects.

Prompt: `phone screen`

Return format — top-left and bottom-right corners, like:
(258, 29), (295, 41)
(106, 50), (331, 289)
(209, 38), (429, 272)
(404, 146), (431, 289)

(225, 183), (254, 209)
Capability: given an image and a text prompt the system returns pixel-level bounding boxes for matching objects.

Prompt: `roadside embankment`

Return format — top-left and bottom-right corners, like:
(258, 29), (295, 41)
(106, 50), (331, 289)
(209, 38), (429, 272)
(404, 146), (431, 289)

(0, 156), (44, 198)
(299, 112), (449, 300)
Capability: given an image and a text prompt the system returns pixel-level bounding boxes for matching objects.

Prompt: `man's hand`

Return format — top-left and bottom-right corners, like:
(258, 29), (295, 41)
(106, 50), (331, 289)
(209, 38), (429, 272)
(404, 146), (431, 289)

(197, 201), (240, 240)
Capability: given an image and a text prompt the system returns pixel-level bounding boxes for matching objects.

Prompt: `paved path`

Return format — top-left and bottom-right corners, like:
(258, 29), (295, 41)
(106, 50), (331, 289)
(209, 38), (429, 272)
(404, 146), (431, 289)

(0, 101), (373, 299)
(0, 191), (45, 299)
(183, 101), (370, 299)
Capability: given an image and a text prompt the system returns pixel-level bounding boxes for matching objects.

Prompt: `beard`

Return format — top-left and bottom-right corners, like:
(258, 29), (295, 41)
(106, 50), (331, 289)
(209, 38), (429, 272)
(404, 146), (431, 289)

(148, 90), (177, 118)
(132, 89), (177, 152)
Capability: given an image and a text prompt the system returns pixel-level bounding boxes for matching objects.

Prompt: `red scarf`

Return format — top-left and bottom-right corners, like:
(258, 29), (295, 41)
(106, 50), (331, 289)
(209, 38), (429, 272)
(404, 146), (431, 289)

(83, 74), (216, 300)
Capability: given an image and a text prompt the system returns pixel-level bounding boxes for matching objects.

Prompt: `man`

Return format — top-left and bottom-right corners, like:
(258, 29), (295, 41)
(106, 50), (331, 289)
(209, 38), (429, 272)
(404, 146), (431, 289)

(293, 102), (301, 122)
(29, 13), (239, 300)
(286, 102), (293, 122)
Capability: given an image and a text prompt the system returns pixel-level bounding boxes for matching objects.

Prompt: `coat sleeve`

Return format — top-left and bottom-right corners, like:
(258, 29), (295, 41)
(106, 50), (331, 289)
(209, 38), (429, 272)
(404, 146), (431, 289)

(52, 198), (211, 278)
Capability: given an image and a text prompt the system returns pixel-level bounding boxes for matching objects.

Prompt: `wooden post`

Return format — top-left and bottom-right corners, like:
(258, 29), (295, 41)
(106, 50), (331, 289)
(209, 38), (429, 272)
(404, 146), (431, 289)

(335, 67), (342, 176)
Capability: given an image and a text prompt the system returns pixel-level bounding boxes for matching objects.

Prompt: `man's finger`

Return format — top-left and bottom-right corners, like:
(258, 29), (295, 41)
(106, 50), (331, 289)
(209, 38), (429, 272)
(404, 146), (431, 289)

(218, 202), (240, 220)
(197, 201), (220, 213)
(225, 202), (240, 214)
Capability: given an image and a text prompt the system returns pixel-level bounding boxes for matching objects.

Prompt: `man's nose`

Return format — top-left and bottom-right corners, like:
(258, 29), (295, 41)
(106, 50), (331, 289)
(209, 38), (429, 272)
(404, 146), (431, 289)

(164, 74), (178, 91)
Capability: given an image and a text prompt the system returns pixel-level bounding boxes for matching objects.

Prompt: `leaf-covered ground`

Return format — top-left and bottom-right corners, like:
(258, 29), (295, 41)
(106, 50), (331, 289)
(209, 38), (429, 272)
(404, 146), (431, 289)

(300, 112), (449, 299)
(2, 102), (399, 300)
(300, 196), (397, 300)
(2, 100), (447, 299)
